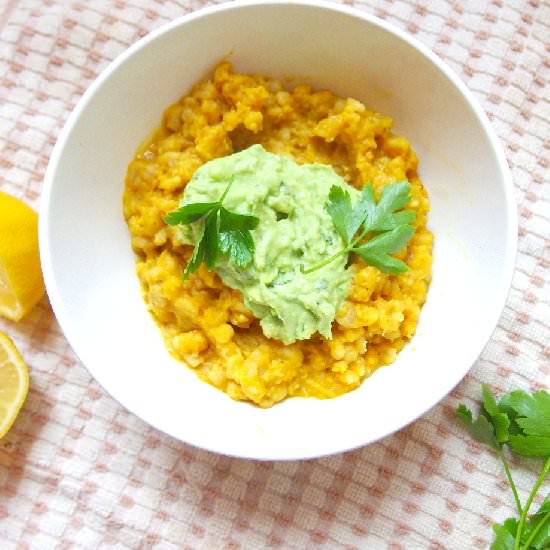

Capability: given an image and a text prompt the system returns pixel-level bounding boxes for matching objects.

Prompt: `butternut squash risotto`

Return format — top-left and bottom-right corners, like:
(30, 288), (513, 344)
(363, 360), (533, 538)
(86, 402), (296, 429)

(123, 62), (433, 408)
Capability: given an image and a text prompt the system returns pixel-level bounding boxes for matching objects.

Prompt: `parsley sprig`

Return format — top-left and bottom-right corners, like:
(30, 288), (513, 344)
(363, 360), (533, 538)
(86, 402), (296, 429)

(165, 182), (259, 279)
(302, 181), (416, 275)
(457, 386), (550, 550)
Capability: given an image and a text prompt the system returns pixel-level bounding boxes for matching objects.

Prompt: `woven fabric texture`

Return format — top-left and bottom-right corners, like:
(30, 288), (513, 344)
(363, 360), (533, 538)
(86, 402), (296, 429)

(0, 1), (548, 549)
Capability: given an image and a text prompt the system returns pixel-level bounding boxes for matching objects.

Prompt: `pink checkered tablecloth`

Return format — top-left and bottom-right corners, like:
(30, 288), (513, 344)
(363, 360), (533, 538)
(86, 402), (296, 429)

(0, 0), (548, 548)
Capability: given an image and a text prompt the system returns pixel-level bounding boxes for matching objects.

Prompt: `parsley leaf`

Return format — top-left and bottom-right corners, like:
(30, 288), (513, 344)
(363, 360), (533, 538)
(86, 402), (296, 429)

(325, 186), (354, 244)
(509, 436), (550, 458)
(457, 387), (550, 550)
(532, 495), (550, 516)
(456, 403), (500, 450)
(499, 394), (524, 436)
(365, 181), (413, 231)
(491, 504), (550, 550)
(218, 207), (258, 269)
(483, 384), (511, 444)
(354, 225), (414, 275)
(351, 185), (378, 237)
(356, 223), (415, 254)
(492, 518), (518, 550)
(219, 207), (260, 232)
(376, 209), (417, 230)
(521, 495), (550, 549)
(501, 390), (550, 457)
(165, 183), (259, 279)
(164, 202), (219, 225)
(183, 221), (206, 279)
(218, 229), (255, 269)
(303, 181), (416, 275)
(352, 252), (409, 275)
(493, 497), (550, 550)
(508, 391), (550, 438)
(203, 211), (219, 270)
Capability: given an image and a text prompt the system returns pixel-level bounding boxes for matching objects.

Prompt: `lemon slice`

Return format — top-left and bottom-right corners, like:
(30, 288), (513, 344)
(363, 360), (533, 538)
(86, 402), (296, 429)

(0, 331), (29, 438)
(0, 191), (45, 321)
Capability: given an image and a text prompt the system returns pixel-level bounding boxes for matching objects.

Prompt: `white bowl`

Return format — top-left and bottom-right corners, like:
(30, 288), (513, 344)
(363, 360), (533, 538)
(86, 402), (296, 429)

(40, 0), (517, 460)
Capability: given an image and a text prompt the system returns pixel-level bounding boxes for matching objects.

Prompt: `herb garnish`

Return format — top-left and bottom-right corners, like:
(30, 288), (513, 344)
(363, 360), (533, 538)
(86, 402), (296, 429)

(165, 182), (259, 279)
(167, 179), (415, 279)
(302, 181), (416, 275)
(457, 385), (550, 550)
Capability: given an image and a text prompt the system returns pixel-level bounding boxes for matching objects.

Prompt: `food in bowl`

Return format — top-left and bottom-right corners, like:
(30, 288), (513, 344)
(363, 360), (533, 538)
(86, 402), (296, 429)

(123, 62), (433, 408)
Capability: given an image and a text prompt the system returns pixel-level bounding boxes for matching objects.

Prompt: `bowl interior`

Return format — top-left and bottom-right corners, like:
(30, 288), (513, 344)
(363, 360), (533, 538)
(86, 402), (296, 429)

(40, 1), (516, 460)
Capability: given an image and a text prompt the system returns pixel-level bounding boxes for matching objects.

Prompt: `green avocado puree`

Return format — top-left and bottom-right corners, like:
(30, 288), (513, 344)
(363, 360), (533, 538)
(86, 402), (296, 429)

(178, 145), (358, 344)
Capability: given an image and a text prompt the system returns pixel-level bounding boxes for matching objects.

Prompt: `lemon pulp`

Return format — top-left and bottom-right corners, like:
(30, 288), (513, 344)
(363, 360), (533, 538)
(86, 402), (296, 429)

(0, 331), (29, 438)
(0, 191), (45, 321)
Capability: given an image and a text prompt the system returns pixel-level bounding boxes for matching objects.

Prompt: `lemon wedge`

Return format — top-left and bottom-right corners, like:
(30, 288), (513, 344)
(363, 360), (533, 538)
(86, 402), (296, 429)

(0, 191), (45, 321)
(0, 331), (29, 438)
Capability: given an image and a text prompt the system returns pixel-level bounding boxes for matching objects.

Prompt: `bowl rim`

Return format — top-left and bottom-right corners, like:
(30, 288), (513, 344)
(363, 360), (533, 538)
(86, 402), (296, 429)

(39, 0), (518, 460)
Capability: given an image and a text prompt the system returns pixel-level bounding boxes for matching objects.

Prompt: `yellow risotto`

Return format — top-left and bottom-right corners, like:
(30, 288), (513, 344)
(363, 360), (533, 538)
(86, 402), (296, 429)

(123, 62), (433, 408)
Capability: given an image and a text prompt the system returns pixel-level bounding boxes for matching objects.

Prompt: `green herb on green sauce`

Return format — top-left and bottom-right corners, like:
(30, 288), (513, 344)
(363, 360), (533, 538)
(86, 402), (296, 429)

(302, 181), (416, 275)
(165, 145), (415, 344)
(165, 181), (259, 279)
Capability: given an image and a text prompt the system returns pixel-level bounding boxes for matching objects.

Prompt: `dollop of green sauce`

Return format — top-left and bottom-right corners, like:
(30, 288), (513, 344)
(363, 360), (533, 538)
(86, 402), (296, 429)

(179, 145), (358, 344)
